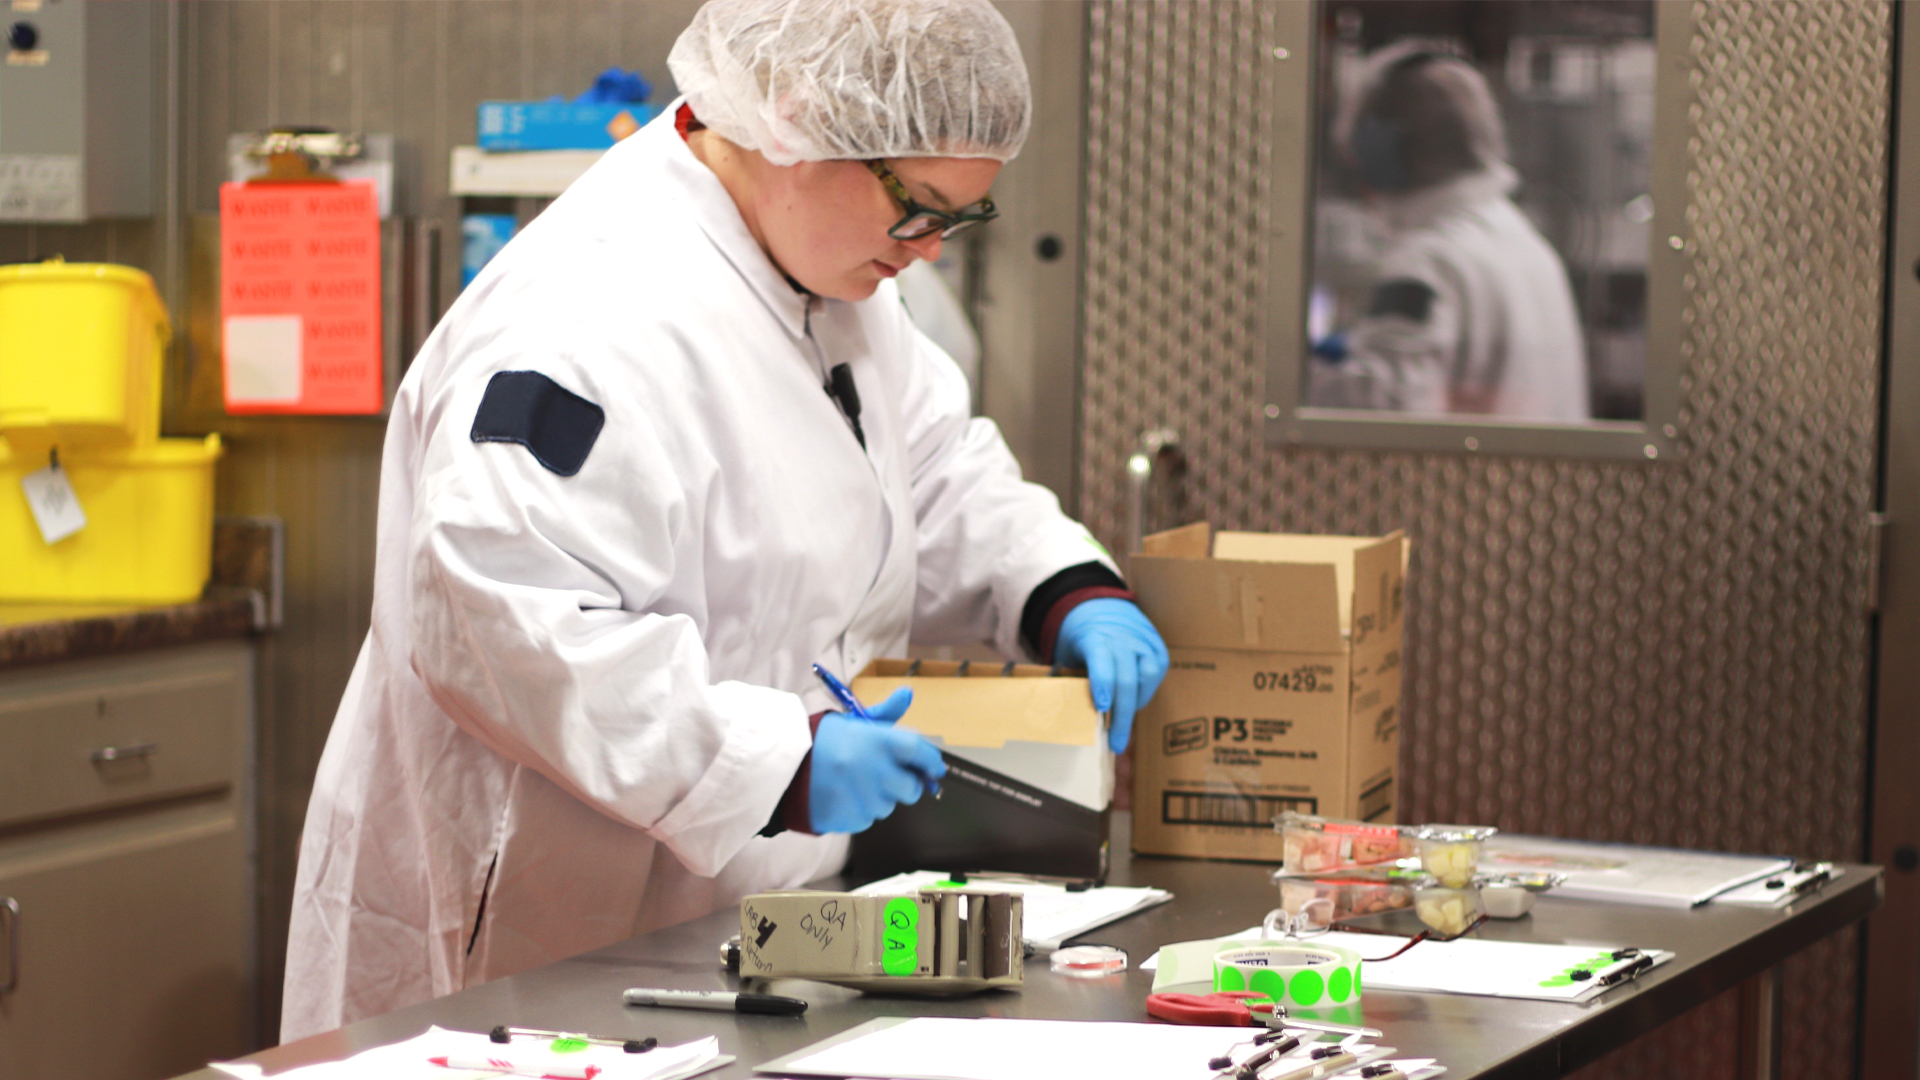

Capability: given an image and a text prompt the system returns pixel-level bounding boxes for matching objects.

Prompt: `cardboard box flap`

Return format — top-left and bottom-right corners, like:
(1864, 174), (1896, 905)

(1348, 532), (1408, 649)
(1129, 554), (1345, 653)
(1213, 531), (1386, 636)
(1141, 521), (1211, 559)
(853, 661), (1102, 749)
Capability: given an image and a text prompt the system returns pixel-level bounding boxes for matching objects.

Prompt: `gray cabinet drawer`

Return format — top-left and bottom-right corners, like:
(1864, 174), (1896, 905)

(0, 665), (244, 828)
(0, 804), (251, 1078)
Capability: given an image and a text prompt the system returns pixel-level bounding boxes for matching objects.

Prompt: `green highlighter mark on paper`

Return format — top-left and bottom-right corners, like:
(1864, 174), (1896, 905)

(1541, 953), (1625, 988)
(882, 897), (920, 976)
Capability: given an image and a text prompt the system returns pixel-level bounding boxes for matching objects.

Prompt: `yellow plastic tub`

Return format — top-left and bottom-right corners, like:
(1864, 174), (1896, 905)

(0, 434), (222, 604)
(0, 259), (170, 446)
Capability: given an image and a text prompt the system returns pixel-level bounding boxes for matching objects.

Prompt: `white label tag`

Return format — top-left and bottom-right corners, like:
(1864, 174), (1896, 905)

(223, 313), (305, 403)
(0, 154), (81, 221)
(21, 459), (85, 544)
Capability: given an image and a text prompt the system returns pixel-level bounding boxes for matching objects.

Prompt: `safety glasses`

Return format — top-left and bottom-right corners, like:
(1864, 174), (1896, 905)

(865, 159), (998, 241)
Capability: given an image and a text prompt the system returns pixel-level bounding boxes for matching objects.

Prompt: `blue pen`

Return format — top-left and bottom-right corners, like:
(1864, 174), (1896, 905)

(811, 663), (874, 719)
(811, 663), (941, 797)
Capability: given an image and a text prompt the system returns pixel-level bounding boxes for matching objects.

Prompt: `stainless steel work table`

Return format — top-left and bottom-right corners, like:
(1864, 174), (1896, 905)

(184, 816), (1880, 1080)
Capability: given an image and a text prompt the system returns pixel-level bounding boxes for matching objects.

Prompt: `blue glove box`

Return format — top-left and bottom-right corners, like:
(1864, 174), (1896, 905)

(476, 101), (658, 151)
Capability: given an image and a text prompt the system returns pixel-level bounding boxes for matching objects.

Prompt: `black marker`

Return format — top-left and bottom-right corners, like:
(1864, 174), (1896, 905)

(623, 987), (807, 1016)
(1594, 954), (1655, 988)
(1787, 865), (1833, 897)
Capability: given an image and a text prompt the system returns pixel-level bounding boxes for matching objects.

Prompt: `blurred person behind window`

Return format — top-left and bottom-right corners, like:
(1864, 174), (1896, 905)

(1308, 45), (1590, 421)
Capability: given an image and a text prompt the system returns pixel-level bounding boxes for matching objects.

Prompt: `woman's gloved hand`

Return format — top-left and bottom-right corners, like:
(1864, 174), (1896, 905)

(1054, 598), (1170, 754)
(808, 687), (947, 835)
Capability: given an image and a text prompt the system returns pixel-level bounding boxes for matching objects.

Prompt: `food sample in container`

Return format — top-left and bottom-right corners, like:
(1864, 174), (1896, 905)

(1476, 870), (1562, 918)
(1276, 874), (1416, 923)
(1411, 824), (1498, 888)
(1276, 811), (1410, 874)
(1480, 884), (1535, 919)
(1413, 886), (1484, 938)
(1480, 871), (1564, 892)
(1050, 945), (1128, 977)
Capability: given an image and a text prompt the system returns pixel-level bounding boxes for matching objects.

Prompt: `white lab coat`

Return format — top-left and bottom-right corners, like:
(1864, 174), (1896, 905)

(895, 260), (981, 394)
(1309, 168), (1590, 421)
(280, 106), (1110, 1041)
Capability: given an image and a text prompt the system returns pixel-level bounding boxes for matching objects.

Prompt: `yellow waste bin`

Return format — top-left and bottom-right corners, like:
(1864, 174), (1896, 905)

(0, 434), (223, 604)
(0, 259), (170, 447)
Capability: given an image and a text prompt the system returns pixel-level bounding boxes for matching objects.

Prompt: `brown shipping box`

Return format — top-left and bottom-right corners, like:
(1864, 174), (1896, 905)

(1130, 522), (1408, 860)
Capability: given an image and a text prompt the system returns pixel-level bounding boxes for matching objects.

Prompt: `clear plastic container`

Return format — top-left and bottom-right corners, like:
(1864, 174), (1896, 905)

(1480, 884), (1535, 919)
(1050, 945), (1127, 978)
(1276, 873), (1416, 923)
(1413, 886), (1485, 938)
(1276, 811), (1410, 874)
(1411, 824), (1498, 889)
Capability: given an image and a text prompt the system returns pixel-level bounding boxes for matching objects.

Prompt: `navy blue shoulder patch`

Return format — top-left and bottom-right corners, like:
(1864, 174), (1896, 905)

(1367, 278), (1438, 323)
(470, 370), (605, 477)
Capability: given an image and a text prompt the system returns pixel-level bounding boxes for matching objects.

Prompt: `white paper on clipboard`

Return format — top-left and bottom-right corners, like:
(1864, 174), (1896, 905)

(1478, 835), (1792, 908)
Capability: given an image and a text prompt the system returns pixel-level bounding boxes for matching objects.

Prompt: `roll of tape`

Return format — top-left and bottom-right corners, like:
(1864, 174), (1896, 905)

(1212, 943), (1363, 1009)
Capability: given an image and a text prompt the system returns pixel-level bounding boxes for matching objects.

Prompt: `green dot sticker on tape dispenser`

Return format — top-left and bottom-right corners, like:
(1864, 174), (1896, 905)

(1213, 943), (1363, 1009)
(882, 897), (920, 976)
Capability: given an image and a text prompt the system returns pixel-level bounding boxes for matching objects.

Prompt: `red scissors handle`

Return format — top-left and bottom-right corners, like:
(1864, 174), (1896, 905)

(1146, 990), (1275, 1026)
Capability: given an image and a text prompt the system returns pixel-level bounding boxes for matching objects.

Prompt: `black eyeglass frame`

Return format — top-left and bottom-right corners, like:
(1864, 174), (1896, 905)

(865, 159), (998, 241)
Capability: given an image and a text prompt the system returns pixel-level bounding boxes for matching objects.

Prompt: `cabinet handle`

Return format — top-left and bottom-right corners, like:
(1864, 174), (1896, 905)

(1, 895), (17, 995)
(90, 742), (157, 763)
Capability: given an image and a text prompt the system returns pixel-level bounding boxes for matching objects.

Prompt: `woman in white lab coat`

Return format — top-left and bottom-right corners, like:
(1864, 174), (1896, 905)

(280, 0), (1167, 1041)
(1307, 47), (1590, 421)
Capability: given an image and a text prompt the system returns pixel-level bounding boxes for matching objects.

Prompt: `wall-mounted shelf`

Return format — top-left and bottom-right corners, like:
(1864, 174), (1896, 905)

(448, 146), (602, 198)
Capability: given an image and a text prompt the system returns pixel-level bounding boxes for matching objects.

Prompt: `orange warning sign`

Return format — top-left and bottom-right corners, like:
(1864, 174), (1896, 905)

(218, 181), (382, 414)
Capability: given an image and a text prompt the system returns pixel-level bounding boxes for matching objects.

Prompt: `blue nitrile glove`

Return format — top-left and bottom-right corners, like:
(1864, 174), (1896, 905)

(809, 687), (948, 835)
(575, 67), (653, 104)
(1054, 598), (1170, 754)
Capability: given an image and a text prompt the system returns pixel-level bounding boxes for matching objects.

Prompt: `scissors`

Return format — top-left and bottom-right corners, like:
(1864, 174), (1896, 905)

(1145, 990), (1382, 1038)
(1147, 989), (1277, 1026)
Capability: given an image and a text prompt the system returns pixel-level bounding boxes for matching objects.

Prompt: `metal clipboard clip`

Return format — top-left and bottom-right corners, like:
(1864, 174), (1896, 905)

(1584, 948), (1655, 990)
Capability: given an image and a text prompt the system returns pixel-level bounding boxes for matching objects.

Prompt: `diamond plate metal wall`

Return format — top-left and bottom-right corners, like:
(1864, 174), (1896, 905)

(1080, 2), (1887, 1077)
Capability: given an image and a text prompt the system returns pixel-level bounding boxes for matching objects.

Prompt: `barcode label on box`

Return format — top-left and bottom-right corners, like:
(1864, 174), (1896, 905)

(1161, 791), (1315, 828)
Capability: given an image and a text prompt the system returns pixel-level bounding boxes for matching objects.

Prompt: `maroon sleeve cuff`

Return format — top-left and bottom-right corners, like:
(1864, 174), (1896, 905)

(763, 711), (826, 837)
(1039, 586), (1136, 664)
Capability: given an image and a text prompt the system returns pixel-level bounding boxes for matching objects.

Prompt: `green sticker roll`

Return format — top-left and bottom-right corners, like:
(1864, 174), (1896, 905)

(1212, 943), (1363, 1010)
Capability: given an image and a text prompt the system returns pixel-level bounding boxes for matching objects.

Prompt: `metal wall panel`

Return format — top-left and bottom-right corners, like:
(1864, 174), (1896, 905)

(976, 0), (1089, 504)
(1080, 3), (1886, 1077)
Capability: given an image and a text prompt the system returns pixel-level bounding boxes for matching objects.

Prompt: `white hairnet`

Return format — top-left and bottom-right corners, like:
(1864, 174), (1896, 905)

(1337, 42), (1509, 193)
(668, 0), (1031, 166)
